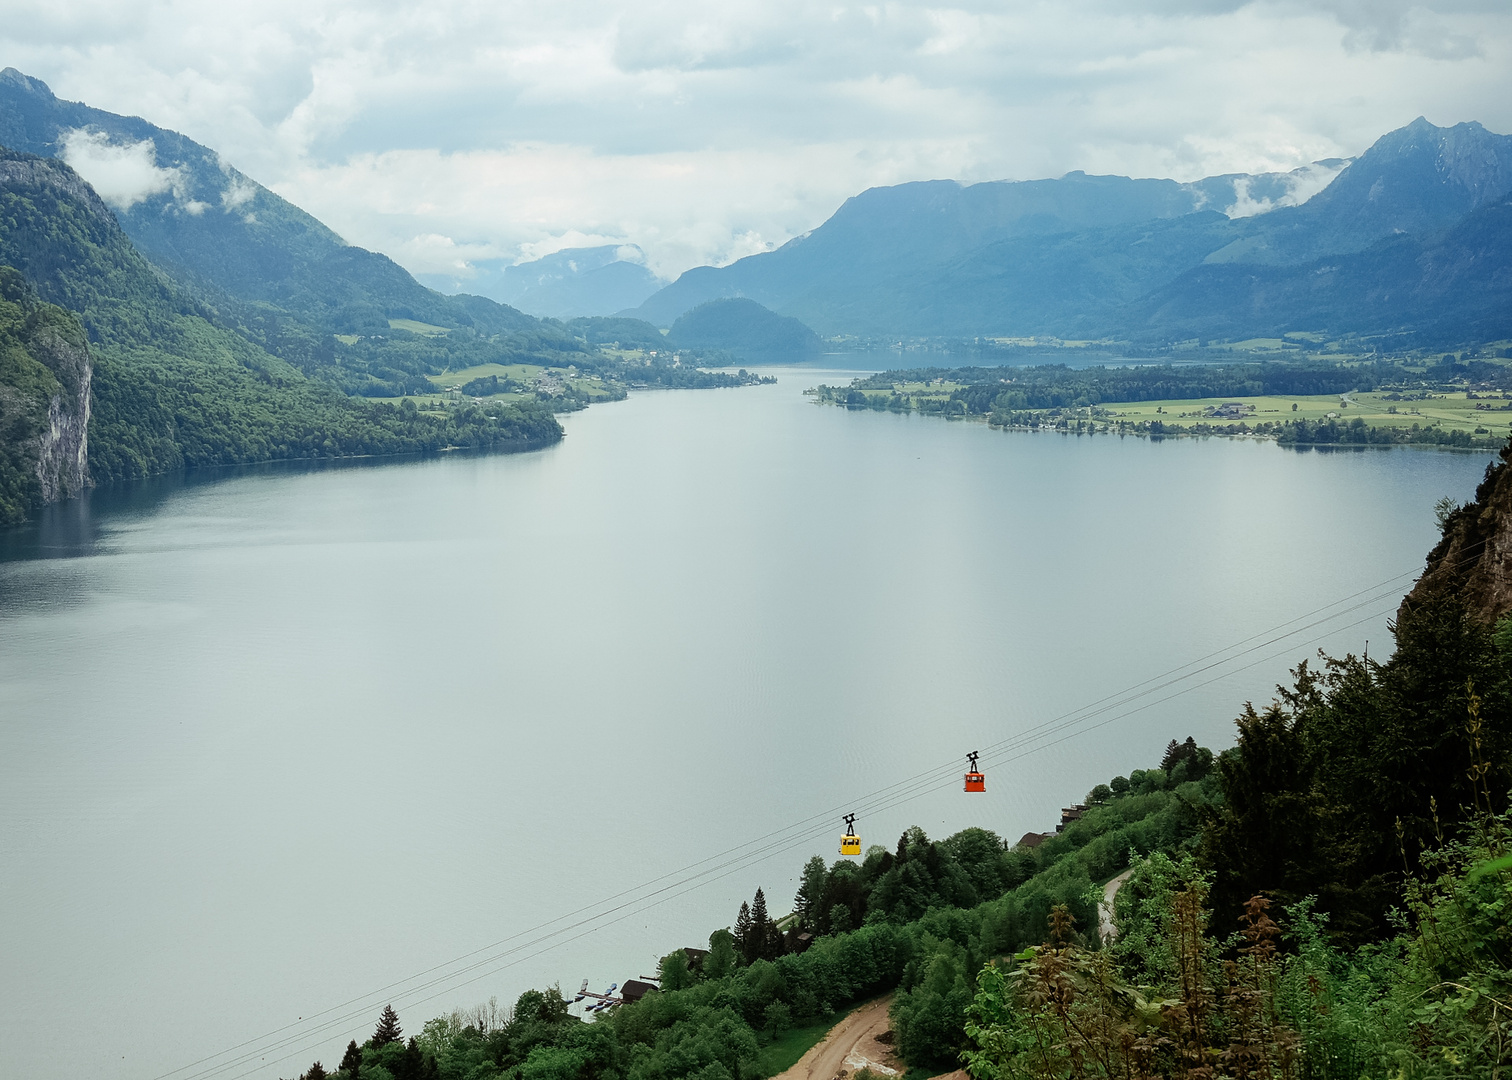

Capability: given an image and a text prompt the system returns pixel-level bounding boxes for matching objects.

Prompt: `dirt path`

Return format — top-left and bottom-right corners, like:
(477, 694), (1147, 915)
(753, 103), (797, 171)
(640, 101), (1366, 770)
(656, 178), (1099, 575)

(774, 995), (904, 1080)
(1100, 868), (1134, 942)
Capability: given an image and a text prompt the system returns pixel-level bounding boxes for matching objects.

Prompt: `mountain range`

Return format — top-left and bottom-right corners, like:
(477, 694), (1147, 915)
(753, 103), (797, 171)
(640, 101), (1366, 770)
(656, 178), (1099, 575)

(417, 244), (664, 320)
(631, 119), (1512, 345)
(3, 65), (1511, 520)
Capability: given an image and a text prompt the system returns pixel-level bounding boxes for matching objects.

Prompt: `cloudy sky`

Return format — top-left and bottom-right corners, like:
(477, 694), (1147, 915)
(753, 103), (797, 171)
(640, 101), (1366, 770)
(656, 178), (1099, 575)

(3, 0), (1510, 280)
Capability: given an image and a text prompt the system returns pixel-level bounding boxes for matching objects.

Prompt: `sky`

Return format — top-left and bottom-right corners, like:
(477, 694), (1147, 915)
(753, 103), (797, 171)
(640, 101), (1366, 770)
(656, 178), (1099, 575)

(2, 0), (1511, 282)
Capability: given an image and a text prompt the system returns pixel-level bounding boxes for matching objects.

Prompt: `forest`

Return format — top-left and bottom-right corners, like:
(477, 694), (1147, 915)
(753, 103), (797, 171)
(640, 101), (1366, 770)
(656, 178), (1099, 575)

(0, 155), (568, 499)
(0, 150), (777, 526)
(284, 504), (1512, 1080)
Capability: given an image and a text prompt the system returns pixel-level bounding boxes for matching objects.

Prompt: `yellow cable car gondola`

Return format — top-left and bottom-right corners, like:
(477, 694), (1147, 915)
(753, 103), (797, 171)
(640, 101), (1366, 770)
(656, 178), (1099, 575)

(840, 813), (861, 856)
(964, 750), (985, 793)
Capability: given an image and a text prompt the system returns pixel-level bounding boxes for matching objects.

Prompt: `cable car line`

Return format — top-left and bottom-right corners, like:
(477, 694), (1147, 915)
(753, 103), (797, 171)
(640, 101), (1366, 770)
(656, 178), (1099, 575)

(967, 570), (1428, 767)
(161, 556), (1448, 1080)
(178, 562), (1432, 1080)
(203, 554), (1445, 1080)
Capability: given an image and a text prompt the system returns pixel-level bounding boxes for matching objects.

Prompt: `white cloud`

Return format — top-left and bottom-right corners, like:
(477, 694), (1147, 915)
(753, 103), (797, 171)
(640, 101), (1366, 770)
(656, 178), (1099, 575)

(390, 233), (508, 276)
(5, 0), (1510, 277)
(1224, 159), (1350, 217)
(272, 137), (985, 279)
(58, 128), (187, 210)
(220, 174), (258, 210)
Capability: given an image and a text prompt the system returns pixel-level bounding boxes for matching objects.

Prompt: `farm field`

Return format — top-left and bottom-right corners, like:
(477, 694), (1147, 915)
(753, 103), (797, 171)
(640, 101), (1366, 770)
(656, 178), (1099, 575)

(387, 318), (451, 336)
(361, 362), (625, 411)
(1103, 391), (1512, 438)
(827, 379), (1512, 440)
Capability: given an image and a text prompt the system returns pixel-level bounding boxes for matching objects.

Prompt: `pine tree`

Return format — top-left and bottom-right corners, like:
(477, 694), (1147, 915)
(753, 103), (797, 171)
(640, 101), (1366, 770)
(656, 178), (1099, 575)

(747, 889), (768, 962)
(733, 901), (752, 962)
(750, 887), (778, 962)
(299, 1065), (327, 1080)
(394, 1037), (424, 1080)
(792, 855), (827, 930)
(373, 1004), (402, 1046)
(1162, 736), (1200, 772)
(338, 1040), (362, 1077)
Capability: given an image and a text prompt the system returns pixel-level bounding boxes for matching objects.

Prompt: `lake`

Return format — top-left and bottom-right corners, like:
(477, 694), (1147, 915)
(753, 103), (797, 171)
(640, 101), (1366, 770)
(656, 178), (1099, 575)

(0, 371), (1491, 1080)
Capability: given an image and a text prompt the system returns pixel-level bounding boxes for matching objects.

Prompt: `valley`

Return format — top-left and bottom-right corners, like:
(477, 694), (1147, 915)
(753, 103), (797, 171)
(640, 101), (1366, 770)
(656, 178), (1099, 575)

(0, 370), (1493, 1080)
(2, 31), (1512, 1080)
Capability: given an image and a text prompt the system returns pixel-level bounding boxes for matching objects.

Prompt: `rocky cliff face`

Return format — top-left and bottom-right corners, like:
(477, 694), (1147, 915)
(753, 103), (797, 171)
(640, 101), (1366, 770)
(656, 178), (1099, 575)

(31, 318), (90, 502)
(0, 151), (117, 225)
(0, 265), (91, 526)
(1401, 445), (1512, 624)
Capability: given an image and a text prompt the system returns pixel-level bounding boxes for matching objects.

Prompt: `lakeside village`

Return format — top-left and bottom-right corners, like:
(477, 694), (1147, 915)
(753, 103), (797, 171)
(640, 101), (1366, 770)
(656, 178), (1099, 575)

(810, 355), (1512, 449)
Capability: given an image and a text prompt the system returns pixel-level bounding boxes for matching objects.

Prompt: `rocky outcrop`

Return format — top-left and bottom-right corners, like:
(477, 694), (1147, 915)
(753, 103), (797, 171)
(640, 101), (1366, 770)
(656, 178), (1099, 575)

(0, 265), (91, 526)
(31, 319), (90, 502)
(0, 151), (117, 226)
(1401, 444), (1512, 624)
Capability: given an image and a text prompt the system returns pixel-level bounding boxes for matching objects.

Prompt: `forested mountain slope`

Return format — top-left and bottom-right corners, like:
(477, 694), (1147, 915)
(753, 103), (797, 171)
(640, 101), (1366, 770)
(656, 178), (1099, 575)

(1405, 438), (1512, 623)
(666, 298), (822, 360)
(0, 68), (591, 397)
(0, 148), (560, 491)
(0, 67), (516, 334)
(1127, 192), (1512, 342)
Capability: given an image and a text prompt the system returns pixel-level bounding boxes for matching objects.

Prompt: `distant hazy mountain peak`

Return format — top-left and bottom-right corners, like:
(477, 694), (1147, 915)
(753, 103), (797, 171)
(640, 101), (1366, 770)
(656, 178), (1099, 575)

(417, 241), (664, 318)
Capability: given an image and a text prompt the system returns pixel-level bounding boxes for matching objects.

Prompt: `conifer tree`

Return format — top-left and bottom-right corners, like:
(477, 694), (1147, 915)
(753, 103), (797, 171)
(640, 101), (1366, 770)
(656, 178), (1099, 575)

(373, 1004), (402, 1046)
(394, 1037), (427, 1080)
(733, 900), (752, 962)
(792, 855), (828, 930)
(750, 887), (779, 961)
(298, 1063), (326, 1080)
(745, 889), (765, 962)
(338, 1040), (362, 1077)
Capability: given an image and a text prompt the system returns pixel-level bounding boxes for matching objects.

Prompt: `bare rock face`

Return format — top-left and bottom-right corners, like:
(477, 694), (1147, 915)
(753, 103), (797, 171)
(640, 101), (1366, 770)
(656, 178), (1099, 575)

(0, 153), (117, 227)
(1401, 444), (1512, 625)
(32, 320), (91, 502)
(0, 266), (92, 525)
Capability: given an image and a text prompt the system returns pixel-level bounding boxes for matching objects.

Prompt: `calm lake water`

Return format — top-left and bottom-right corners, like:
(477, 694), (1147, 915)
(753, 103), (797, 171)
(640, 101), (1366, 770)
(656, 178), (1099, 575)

(0, 373), (1491, 1080)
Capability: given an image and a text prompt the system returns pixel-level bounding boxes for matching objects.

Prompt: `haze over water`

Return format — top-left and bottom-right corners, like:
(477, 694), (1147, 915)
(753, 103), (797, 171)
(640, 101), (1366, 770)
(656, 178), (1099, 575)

(0, 373), (1490, 1080)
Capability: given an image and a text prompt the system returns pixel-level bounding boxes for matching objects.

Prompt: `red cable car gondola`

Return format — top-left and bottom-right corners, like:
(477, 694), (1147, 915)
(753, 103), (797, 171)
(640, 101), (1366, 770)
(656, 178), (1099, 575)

(964, 750), (985, 792)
